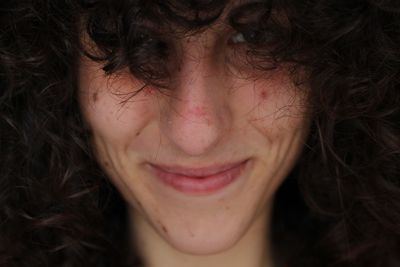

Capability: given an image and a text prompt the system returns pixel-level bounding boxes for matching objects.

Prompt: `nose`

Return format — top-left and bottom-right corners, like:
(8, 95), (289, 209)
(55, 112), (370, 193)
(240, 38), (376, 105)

(160, 49), (232, 156)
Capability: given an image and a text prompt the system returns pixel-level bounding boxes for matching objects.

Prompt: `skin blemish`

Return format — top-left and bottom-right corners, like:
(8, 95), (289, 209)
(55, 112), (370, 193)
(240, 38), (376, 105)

(191, 106), (207, 117)
(103, 161), (109, 167)
(156, 220), (168, 234)
(92, 92), (98, 102)
(225, 206), (230, 210)
(260, 90), (268, 100)
(135, 130), (141, 136)
(143, 86), (157, 96)
(188, 229), (195, 238)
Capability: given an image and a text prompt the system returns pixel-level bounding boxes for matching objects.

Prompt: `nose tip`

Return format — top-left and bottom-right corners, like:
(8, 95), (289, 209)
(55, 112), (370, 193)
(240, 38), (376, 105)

(161, 94), (230, 156)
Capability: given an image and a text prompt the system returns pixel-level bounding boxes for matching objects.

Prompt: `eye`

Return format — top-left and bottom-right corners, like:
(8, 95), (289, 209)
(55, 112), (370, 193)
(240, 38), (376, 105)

(230, 32), (246, 44)
(229, 30), (258, 45)
(228, 27), (275, 47)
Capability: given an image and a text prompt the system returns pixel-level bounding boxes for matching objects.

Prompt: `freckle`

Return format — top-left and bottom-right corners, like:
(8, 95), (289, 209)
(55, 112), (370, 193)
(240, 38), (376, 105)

(103, 161), (109, 167)
(135, 131), (141, 136)
(92, 92), (98, 102)
(225, 206), (230, 210)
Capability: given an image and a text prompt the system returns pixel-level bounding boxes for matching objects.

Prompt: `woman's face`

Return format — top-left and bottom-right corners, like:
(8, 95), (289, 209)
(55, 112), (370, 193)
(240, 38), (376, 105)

(79, 25), (310, 255)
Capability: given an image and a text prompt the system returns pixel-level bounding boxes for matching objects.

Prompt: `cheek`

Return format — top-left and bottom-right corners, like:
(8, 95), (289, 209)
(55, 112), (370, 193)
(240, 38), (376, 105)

(82, 94), (151, 143)
(232, 73), (308, 140)
(78, 62), (155, 146)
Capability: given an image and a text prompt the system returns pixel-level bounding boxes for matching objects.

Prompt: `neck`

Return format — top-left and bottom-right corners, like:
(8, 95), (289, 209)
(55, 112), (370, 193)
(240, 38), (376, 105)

(129, 208), (275, 267)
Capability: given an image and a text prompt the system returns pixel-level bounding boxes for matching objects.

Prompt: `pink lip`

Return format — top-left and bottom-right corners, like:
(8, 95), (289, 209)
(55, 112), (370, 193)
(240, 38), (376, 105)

(149, 160), (249, 195)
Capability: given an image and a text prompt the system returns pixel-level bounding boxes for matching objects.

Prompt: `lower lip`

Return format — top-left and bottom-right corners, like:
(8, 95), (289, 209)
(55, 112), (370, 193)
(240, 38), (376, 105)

(150, 161), (248, 195)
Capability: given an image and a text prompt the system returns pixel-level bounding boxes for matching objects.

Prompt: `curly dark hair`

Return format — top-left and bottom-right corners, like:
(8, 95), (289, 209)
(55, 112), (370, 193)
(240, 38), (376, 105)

(0, 0), (399, 266)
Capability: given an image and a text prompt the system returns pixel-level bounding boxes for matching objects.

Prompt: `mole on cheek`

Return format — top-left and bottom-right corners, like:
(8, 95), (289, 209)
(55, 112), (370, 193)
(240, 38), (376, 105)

(92, 92), (98, 102)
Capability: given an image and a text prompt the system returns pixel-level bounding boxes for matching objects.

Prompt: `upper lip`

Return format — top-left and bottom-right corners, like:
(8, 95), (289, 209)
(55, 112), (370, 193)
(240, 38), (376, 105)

(149, 159), (248, 177)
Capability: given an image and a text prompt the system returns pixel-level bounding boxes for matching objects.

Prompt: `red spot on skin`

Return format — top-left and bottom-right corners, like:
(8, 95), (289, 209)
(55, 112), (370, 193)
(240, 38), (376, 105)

(143, 86), (157, 96)
(260, 90), (268, 100)
(135, 131), (141, 136)
(191, 106), (207, 116)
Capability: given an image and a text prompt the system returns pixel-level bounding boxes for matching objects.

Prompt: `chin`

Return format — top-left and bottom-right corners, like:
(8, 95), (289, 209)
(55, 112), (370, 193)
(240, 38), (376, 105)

(164, 226), (242, 256)
(146, 210), (255, 256)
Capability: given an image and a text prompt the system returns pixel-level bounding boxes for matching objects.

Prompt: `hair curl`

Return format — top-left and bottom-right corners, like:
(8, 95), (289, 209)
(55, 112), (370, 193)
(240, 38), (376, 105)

(0, 0), (399, 267)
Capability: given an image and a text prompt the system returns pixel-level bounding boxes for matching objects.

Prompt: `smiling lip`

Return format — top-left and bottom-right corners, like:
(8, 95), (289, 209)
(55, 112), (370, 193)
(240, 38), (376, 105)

(149, 160), (249, 195)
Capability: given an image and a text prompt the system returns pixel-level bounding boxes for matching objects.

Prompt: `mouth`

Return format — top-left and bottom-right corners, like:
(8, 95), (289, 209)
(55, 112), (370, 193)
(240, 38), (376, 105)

(147, 159), (250, 195)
